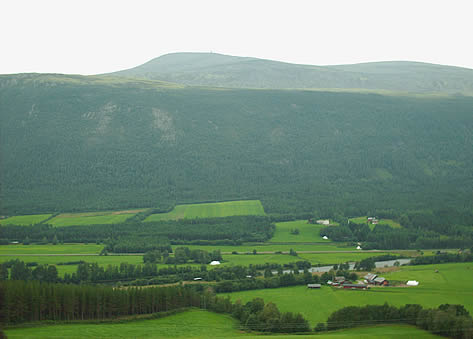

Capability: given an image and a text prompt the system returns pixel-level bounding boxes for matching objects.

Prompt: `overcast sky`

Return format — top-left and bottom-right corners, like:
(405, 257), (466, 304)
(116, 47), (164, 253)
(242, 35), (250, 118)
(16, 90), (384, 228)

(1, 0), (472, 75)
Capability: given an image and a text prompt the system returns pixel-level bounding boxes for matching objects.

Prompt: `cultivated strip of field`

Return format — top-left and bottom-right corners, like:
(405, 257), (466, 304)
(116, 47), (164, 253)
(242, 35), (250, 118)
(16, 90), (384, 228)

(47, 209), (145, 226)
(223, 262), (473, 326)
(144, 200), (265, 222)
(0, 214), (52, 225)
(0, 244), (103, 255)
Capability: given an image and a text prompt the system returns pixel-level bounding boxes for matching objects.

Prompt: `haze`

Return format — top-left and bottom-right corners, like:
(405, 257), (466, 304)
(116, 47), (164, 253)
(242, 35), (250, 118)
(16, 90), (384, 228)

(1, 0), (472, 75)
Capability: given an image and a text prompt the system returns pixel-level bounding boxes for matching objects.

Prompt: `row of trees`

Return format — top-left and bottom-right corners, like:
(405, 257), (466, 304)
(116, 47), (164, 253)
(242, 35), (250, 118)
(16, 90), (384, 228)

(0, 216), (274, 248)
(0, 280), (310, 333)
(317, 303), (473, 338)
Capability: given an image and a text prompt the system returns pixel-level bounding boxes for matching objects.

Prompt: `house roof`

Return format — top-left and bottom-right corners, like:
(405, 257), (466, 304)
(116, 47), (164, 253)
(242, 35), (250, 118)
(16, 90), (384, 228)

(373, 277), (386, 283)
(307, 284), (321, 288)
(364, 273), (377, 280)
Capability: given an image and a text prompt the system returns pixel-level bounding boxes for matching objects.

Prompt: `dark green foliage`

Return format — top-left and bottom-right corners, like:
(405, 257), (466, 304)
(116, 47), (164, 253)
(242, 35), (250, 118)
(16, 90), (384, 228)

(0, 216), (273, 250)
(1, 74), (473, 220)
(324, 303), (473, 338)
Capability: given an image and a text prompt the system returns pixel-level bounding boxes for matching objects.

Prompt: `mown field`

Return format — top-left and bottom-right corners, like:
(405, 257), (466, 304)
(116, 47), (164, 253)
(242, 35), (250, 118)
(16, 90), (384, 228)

(0, 214), (52, 225)
(270, 220), (331, 243)
(223, 262), (473, 326)
(144, 200), (265, 222)
(47, 210), (145, 226)
(4, 308), (441, 339)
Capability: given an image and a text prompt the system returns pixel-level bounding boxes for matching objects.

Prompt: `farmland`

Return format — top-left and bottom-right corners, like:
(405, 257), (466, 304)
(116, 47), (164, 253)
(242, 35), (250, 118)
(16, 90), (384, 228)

(0, 244), (103, 255)
(223, 262), (473, 326)
(349, 216), (402, 229)
(46, 210), (145, 226)
(0, 214), (52, 226)
(269, 220), (331, 243)
(144, 200), (265, 221)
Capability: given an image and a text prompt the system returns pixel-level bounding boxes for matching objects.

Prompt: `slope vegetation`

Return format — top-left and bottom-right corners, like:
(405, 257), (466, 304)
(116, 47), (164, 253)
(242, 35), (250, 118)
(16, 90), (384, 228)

(1, 73), (473, 215)
(109, 52), (473, 94)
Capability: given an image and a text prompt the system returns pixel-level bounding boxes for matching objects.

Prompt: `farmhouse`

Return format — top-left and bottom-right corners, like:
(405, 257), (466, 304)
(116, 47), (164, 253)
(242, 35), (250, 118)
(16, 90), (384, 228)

(307, 284), (321, 289)
(316, 219), (330, 225)
(373, 277), (389, 286)
(334, 276), (346, 284)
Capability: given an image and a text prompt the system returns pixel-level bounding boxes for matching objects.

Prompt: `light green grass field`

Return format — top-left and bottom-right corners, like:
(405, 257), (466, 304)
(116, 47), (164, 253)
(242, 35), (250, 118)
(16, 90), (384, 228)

(0, 244), (104, 255)
(270, 220), (332, 243)
(223, 262), (473, 326)
(4, 309), (440, 339)
(144, 200), (265, 222)
(221, 254), (301, 266)
(0, 214), (52, 225)
(47, 210), (144, 226)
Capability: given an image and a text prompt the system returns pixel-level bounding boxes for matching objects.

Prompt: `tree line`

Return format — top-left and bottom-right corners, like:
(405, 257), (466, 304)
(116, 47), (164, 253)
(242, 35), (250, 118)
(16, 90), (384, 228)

(316, 303), (473, 338)
(0, 280), (310, 333)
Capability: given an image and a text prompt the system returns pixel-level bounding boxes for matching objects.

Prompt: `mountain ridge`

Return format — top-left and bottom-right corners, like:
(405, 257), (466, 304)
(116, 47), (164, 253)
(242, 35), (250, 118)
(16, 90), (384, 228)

(106, 52), (473, 94)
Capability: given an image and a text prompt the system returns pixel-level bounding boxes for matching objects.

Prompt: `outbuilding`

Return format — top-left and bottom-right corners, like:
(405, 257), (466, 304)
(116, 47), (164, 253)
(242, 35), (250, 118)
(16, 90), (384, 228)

(307, 284), (321, 289)
(210, 260), (221, 265)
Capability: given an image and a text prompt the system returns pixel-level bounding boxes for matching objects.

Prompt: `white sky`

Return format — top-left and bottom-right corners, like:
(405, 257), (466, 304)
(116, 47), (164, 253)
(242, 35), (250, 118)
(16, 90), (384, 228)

(1, 0), (472, 75)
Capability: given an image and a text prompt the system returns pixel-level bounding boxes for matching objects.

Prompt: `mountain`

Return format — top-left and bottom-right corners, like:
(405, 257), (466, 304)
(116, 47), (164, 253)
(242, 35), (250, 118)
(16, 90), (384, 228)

(1, 73), (473, 216)
(107, 52), (473, 94)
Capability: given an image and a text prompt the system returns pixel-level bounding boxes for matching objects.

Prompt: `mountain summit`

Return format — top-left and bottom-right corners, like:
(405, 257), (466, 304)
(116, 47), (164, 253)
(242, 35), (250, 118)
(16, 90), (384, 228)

(108, 52), (473, 94)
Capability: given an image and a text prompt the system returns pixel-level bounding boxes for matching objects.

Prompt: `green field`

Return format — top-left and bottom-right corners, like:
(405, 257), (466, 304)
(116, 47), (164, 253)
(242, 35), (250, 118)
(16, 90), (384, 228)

(223, 262), (473, 326)
(144, 200), (265, 222)
(270, 220), (332, 243)
(4, 308), (441, 339)
(47, 210), (144, 226)
(0, 244), (104, 255)
(349, 216), (402, 230)
(297, 252), (398, 265)
(0, 214), (52, 225)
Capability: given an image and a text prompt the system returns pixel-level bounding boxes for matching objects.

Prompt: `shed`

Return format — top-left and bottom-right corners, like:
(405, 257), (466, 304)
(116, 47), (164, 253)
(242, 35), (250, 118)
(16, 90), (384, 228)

(373, 277), (388, 285)
(307, 284), (321, 289)
(322, 236), (329, 240)
(334, 276), (346, 283)
(406, 280), (419, 286)
(193, 277), (202, 281)
(356, 245), (362, 250)
(210, 260), (221, 265)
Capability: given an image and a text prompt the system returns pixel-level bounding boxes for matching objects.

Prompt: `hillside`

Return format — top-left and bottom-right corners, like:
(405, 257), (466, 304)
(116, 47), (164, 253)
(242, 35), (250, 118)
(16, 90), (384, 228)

(108, 52), (473, 94)
(1, 73), (473, 216)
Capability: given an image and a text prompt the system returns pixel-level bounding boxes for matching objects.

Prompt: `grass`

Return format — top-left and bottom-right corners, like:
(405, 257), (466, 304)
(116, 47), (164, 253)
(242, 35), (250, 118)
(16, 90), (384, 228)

(0, 244), (104, 255)
(5, 309), (249, 339)
(184, 243), (353, 254)
(4, 310), (441, 339)
(269, 220), (332, 243)
(0, 214), (52, 225)
(47, 210), (144, 226)
(223, 262), (473, 327)
(349, 216), (402, 230)
(144, 200), (265, 221)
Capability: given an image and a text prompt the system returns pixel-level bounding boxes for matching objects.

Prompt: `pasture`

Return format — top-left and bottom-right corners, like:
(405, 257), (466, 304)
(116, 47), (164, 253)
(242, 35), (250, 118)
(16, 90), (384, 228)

(349, 216), (402, 229)
(144, 200), (265, 221)
(4, 309), (440, 339)
(269, 220), (331, 243)
(223, 262), (473, 326)
(47, 210), (144, 226)
(0, 214), (52, 225)
(0, 244), (103, 255)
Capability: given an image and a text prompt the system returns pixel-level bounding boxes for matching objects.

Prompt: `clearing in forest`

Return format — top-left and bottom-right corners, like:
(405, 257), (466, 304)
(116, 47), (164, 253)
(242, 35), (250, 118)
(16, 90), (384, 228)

(46, 209), (145, 226)
(0, 214), (52, 226)
(270, 220), (333, 243)
(144, 200), (265, 222)
(349, 216), (402, 230)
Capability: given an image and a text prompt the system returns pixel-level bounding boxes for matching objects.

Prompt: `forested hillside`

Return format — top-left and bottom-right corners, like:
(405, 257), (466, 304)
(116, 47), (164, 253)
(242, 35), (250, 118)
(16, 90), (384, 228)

(1, 73), (473, 217)
(109, 52), (473, 94)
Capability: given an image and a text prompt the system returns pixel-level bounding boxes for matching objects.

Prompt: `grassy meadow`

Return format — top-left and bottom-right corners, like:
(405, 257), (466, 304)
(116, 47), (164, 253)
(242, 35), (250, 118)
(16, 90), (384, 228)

(223, 262), (473, 326)
(4, 309), (441, 339)
(47, 210), (144, 226)
(0, 214), (52, 225)
(270, 220), (332, 243)
(144, 200), (265, 221)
